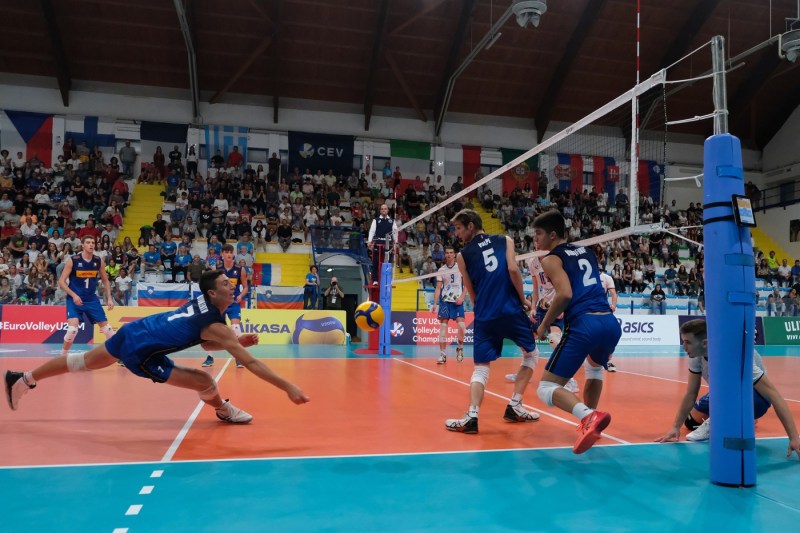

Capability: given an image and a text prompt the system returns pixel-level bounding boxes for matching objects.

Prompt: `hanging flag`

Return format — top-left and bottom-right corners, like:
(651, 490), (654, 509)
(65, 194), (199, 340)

(204, 124), (248, 163)
(288, 131), (354, 177)
(591, 156), (617, 193)
(65, 116), (116, 152)
(637, 160), (663, 203)
(252, 263), (281, 286)
(255, 286), (304, 309)
(2, 110), (54, 167)
(139, 121), (188, 169)
(555, 153), (573, 192)
(390, 139), (431, 178)
(501, 148), (539, 194)
(462, 145), (481, 187)
(137, 283), (191, 307)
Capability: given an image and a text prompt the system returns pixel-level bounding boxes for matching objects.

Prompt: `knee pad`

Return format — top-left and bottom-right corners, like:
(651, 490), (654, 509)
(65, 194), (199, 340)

(100, 324), (115, 339)
(470, 365), (490, 387)
(684, 414), (702, 430)
(537, 380), (560, 407)
(66, 352), (87, 372)
(439, 323), (448, 344)
(231, 323), (242, 338)
(548, 330), (562, 350)
(583, 360), (605, 380)
(521, 348), (539, 370)
(198, 382), (219, 401)
(63, 325), (78, 344)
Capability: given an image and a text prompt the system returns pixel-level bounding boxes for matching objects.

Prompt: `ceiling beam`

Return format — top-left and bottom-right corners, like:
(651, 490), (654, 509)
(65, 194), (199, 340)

(533, 0), (608, 142)
(174, 0), (200, 121)
(272, 0), (283, 123)
(363, 0), (391, 131)
(389, 0), (448, 37)
(39, 0), (71, 107)
(384, 51), (427, 122)
(432, 0), (478, 136)
(209, 37), (273, 104)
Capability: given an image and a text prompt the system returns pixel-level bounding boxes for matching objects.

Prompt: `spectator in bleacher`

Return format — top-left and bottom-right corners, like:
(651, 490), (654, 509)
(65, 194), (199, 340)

(792, 259), (800, 285)
(276, 218), (293, 253)
(186, 255), (207, 284)
(105, 256), (120, 283)
(118, 141), (137, 178)
(675, 265), (690, 295)
(421, 255), (437, 288)
(236, 245), (253, 269)
(620, 265), (634, 293)
(767, 288), (785, 317)
(784, 288), (799, 317)
(631, 261), (646, 293)
(172, 245), (192, 283)
(757, 257), (772, 286)
(777, 259), (792, 288)
(252, 220), (269, 251)
(160, 234), (177, 273)
(766, 250), (779, 278)
(101, 222), (118, 244)
(0, 277), (13, 304)
(152, 213), (168, 240)
(113, 267), (133, 305)
(650, 284), (667, 315)
(227, 146), (243, 169)
(663, 263), (678, 294)
(181, 216), (197, 241)
(213, 191), (229, 213)
(303, 265), (320, 310)
(152, 146), (166, 182)
(398, 244), (412, 273)
(142, 244), (163, 277)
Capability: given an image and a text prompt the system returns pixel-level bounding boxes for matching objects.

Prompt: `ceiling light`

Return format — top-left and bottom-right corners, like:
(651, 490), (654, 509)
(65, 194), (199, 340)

(512, 0), (547, 29)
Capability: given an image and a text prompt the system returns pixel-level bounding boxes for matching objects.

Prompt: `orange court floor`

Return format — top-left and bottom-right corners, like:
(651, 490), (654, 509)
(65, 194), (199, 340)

(2, 343), (800, 532)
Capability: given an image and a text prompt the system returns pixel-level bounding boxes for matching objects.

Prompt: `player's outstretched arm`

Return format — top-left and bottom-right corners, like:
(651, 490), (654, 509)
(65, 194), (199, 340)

(754, 375), (800, 459)
(201, 323), (310, 404)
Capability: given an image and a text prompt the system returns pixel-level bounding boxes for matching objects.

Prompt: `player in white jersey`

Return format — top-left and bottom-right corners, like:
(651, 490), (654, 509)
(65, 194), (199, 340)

(599, 271), (619, 371)
(433, 247), (466, 364)
(506, 254), (579, 393)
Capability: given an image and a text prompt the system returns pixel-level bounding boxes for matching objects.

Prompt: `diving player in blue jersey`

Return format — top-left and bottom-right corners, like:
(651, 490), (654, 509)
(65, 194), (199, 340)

(58, 235), (115, 358)
(202, 244), (249, 368)
(5, 270), (310, 423)
(444, 209), (541, 434)
(533, 210), (622, 454)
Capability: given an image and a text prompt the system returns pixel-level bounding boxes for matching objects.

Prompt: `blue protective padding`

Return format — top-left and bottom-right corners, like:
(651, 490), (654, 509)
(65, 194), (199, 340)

(379, 262), (394, 355)
(703, 134), (757, 487)
(724, 253), (755, 266)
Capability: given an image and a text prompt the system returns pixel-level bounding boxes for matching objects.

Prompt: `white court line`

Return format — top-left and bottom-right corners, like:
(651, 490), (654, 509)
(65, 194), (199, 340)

(160, 359), (233, 462)
(124, 504), (142, 516)
(391, 357), (630, 445)
(150, 469), (163, 478)
(139, 485), (154, 495)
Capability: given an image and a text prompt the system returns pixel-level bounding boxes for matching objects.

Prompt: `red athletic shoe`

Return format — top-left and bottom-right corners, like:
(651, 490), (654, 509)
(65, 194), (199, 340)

(573, 410), (611, 454)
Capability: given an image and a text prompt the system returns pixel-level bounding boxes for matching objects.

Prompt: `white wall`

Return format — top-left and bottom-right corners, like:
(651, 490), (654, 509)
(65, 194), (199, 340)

(756, 206), (800, 258)
(763, 104), (800, 174)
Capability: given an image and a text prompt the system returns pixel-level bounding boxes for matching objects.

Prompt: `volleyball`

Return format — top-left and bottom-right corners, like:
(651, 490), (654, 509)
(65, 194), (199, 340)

(355, 301), (385, 331)
(292, 311), (346, 344)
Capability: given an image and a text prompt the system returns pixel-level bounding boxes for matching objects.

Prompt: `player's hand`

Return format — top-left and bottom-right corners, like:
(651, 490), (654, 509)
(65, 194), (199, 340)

(286, 384), (310, 404)
(456, 297), (464, 305)
(521, 302), (531, 313)
(239, 333), (259, 348)
(655, 428), (681, 443)
(535, 324), (547, 341)
(107, 300), (114, 310)
(787, 435), (800, 460)
(610, 305), (616, 312)
(73, 295), (83, 306)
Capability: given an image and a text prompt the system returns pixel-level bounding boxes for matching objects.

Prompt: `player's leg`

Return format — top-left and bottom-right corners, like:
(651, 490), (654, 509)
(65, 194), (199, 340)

(582, 359), (604, 409)
(61, 301), (81, 356)
(229, 314), (245, 368)
(549, 324), (578, 393)
(436, 303), (450, 364)
(166, 365), (251, 423)
(685, 393), (710, 441)
(5, 343), (118, 410)
(455, 311), (466, 362)
(445, 323), (499, 434)
(504, 312), (540, 422)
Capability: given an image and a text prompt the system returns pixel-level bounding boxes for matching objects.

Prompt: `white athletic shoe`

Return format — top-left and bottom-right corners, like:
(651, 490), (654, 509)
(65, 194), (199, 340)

(436, 354), (447, 364)
(445, 413), (478, 433)
(564, 378), (580, 393)
(4, 371), (35, 411)
(505, 373), (518, 382)
(215, 399), (253, 424)
(686, 418), (710, 442)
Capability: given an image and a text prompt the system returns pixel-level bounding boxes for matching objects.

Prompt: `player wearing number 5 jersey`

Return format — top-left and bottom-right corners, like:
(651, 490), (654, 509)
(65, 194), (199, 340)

(533, 210), (622, 454)
(433, 247), (465, 364)
(58, 235), (115, 358)
(444, 209), (541, 434)
(5, 270), (310, 424)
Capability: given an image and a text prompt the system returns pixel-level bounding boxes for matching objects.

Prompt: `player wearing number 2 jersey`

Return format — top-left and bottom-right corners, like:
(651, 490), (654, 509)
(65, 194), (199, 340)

(533, 210), (622, 454)
(5, 270), (310, 424)
(444, 209), (541, 435)
(58, 235), (115, 358)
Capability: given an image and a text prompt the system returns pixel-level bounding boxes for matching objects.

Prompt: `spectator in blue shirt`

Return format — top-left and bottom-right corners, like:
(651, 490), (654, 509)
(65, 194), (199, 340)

(142, 244), (163, 277)
(663, 263), (678, 294)
(792, 259), (800, 285)
(172, 245), (192, 283)
(160, 234), (178, 271)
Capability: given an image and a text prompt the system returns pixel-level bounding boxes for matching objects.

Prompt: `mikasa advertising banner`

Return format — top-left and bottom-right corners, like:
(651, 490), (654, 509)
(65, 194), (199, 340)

(615, 315), (679, 346)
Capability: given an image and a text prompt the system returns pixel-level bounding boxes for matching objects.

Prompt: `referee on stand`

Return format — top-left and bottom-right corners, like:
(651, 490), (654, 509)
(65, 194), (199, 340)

(367, 203), (398, 285)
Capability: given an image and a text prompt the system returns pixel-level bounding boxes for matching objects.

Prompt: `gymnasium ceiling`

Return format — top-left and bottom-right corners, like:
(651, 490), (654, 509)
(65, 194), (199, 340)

(2, 0), (799, 150)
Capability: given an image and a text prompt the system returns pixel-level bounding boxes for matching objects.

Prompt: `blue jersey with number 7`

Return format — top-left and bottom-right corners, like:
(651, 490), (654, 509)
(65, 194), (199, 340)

(547, 243), (611, 323)
(460, 233), (523, 321)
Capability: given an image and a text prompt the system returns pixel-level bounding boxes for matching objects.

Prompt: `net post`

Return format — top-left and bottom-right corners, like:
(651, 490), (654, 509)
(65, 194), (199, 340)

(711, 35), (729, 135)
(378, 261), (394, 356)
